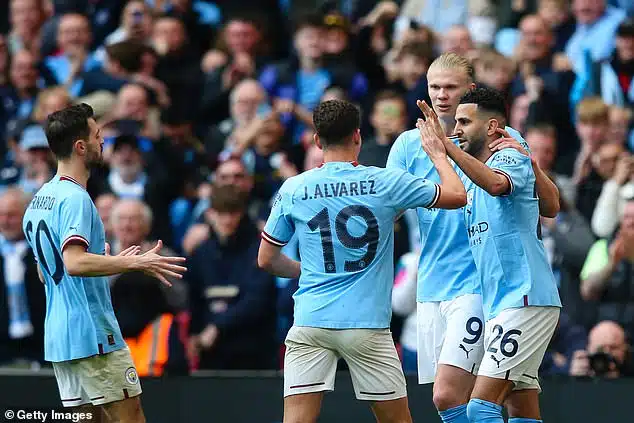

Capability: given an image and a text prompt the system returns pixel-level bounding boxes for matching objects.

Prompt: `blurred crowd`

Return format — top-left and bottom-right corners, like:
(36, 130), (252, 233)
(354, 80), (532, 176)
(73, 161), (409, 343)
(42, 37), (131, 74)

(1, 0), (634, 379)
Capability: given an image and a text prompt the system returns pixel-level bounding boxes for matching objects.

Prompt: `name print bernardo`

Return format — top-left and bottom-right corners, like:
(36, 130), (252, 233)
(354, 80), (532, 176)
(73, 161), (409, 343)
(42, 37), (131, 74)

(302, 180), (377, 201)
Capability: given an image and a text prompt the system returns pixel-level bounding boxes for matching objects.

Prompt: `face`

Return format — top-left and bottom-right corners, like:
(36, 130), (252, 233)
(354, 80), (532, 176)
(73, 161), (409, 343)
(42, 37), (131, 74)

(539, 0), (570, 26)
(572, 0), (605, 25)
(294, 26), (323, 60)
(400, 54), (428, 84)
(113, 202), (148, 246)
(616, 35), (634, 62)
(116, 85), (148, 121)
(215, 160), (253, 192)
(0, 194), (26, 241)
(10, 51), (38, 91)
(111, 144), (143, 180)
(577, 120), (608, 151)
(371, 99), (407, 137)
(95, 194), (117, 236)
(153, 19), (186, 53)
(225, 20), (260, 54)
(621, 202), (634, 237)
(323, 28), (348, 55)
(231, 82), (265, 124)
(441, 26), (473, 55)
(40, 93), (71, 121)
(58, 14), (91, 53)
(609, 108), (632, 144)
(210, 210), (243, 239)
(123, 1), (152, 38)
(510, 94), (531, 134)
(593, 143), (624, 180)
(84, 119), (104, 167)
(427, 66), (474, 122)
(10, 0), (42, 36)
(477, 62), (515, 92)
(520, 16), (553, 61)
(526, 131), (557, 170)
(454, 104), (490, 155)
(588, 324), (628, 366)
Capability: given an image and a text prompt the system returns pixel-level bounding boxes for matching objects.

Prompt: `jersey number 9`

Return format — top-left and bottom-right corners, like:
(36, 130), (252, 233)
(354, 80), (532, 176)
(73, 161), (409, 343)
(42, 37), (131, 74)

(25, 220), (65, 285)
(308, 205), (380, 273)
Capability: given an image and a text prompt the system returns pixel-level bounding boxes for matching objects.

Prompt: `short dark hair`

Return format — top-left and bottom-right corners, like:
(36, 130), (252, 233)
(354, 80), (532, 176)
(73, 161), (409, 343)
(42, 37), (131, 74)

(374, 90), (405, 105)
(293, 12), (326, 34)
(459, 87), (508, 122)
(312, 100), (360, 148)
(400, 41), (434, 65)
(105, 41), (145, 73)
(211, 185), (249, 213)
(45, 104), (94, 159)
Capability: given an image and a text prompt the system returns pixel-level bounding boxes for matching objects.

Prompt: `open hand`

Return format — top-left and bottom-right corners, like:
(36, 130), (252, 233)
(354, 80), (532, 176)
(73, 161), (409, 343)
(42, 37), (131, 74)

(105, 242), (141, 257)
(416, 100), (447, 160)
(134, 240), (187, 287)
(489, 128), (529, 156)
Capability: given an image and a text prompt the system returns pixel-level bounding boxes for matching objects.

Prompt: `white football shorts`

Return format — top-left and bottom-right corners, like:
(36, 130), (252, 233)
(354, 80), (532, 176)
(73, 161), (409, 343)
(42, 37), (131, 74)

(417, 294), (486, 384)
(478, 306), (560, 391)
(283, 326), (407, 401)
(53, 347), (142, 407)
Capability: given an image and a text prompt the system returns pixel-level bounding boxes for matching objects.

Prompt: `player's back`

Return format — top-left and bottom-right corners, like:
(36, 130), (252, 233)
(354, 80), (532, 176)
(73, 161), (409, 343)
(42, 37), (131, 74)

(22, 175), (125, 362)
(264, 161), (440, 330)
(387, 129), (478, 302)
(463, 149), (562, 320)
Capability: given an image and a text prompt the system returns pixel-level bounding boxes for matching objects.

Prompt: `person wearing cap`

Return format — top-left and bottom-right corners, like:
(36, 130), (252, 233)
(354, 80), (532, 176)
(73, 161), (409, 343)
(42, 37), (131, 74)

(16, 125), (55, 194)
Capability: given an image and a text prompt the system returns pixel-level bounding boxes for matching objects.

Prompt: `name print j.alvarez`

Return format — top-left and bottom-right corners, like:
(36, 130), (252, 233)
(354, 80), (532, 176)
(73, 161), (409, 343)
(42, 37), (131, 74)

(301, 180), (378, 201)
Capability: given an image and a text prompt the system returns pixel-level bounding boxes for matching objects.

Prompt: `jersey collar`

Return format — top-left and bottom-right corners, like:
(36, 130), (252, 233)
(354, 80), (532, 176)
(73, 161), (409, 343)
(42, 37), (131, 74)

(317, 161), (359, 168)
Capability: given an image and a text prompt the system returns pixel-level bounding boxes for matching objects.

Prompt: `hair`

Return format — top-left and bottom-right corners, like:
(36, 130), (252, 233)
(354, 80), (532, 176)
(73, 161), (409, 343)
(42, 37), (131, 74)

(110, 198), (153, 229)
(477, 47), (515, 72)
(293, 12), (326, 35)
(44, 103), (94, 159)
(374, 90), (405, 105)
(33, 87), (72, 122)
(576, 97), (609, 124)
(459, 87), (508, 122)
(429, 52), (476, 83)
(399, 41), (434, 65)
(105, 40), (146, 73)
(211, 185), (249, 213)
(312, 100), (361, 148)
(525, 122), (557, 140)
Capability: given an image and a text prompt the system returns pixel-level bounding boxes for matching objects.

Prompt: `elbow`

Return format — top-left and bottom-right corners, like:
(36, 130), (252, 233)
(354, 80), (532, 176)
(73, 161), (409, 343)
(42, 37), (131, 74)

(65, 261), (81, 277)
(487, 181), (510, 197)
(455, 191), (467, 208)
(257, 251), (273, 273)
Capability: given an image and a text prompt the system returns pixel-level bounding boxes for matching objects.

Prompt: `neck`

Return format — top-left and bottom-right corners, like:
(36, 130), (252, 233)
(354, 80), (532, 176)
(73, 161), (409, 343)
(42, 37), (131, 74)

(300, 56), (320, 72)
(323, 147), (358, 163)
(56, 160), (90, 188)
(440, 116), (455, 135)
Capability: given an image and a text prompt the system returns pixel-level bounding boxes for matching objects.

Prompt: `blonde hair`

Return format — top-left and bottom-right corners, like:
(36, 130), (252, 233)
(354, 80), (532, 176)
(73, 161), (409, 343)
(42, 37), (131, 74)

(576, 97), (609, 123)
(428, 52), (475, 83)
(33, 87), (71, 122)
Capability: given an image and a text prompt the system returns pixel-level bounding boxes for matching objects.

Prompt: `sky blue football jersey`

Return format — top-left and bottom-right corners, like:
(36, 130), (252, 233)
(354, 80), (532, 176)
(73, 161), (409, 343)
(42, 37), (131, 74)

(386, 126), (528, 303)
(262, 161), (440, 329)
(462, 148), (562, 320)
(22, 175), (125, 362)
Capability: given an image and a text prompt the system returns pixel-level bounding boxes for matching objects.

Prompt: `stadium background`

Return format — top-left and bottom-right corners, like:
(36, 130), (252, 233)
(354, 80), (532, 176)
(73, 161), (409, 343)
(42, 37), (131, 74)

(0, 0), (634, 421)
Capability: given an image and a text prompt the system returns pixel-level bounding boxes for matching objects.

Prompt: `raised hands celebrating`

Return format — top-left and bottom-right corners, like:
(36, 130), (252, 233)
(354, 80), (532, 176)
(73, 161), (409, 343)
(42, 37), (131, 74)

(416, 100), (449, 161)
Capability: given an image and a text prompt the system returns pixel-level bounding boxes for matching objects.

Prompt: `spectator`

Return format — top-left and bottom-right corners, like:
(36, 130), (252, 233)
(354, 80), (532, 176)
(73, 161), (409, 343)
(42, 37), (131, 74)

(565, 0), (626, 74)
(103, 0), (153, 46)
(440, 25), (474, 57)
(5, 50), (40, 130)
(94, 192), (117, 245)
(569, 320), (634, 377)
(358, 90), (407, 167)
(0, 188), (46, 367)
(580, 200), (634, 336)
(592, 151), (634, 238)
(8, 0), (47, 56)
(14, 124), (55, 194)
(538, 0), (576, 53)
(540, 313), (588, 376)
(474, 48), (516, 100)
(187, 185), (277, 370)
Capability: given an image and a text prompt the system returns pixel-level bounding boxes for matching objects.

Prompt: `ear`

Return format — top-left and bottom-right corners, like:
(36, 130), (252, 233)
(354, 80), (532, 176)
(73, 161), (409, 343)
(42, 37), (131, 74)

(74, 139), (86, 155)
(353, 129), (361, 146)
(487, 119), (501, 137)
(313, 133), (323, 150)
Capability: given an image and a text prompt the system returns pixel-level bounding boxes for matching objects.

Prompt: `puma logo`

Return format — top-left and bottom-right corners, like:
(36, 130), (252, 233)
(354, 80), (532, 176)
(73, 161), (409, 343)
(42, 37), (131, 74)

(459, 344), (474, 358)
(491, 355), (505, 368)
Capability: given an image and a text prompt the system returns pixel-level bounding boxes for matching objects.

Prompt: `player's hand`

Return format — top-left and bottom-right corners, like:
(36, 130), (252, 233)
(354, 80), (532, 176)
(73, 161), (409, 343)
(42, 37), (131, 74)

(569, 350), (591, 377)
(105, 243), (140, 257)
(416, 118), (446, 160)
(417, 100), (446, 142)
(134, 240), (187, 287)
(489, 128), (530, 156)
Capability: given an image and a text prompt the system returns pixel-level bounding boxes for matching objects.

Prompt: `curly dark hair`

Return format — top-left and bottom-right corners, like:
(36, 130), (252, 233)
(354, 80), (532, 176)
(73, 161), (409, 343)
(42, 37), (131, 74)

(312, 100), (360, 148)
(459, 86), (508, 122)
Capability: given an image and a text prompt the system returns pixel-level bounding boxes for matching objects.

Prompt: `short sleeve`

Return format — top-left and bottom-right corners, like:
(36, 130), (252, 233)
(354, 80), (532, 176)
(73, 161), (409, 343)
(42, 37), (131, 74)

(488, 149), (531, 195)
(59, 193), (94, 252)
(386, 132), (408, 171)
(262, 185), (294, 247)
(386, 169), (440, 212)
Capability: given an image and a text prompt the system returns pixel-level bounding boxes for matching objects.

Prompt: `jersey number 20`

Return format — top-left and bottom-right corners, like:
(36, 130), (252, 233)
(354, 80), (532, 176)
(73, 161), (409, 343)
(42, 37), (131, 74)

(25, 220), (65, 285)
(308, 205), (379, 273)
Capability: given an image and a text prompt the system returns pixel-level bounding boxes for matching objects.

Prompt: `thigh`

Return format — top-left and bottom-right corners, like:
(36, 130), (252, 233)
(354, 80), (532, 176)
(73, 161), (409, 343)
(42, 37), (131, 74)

(74, 347), (143, 407)
(338, 329), (407, 402)
(478, 307), (560, 392)
(284, 326), (339, 398)
(53, 361), (90, 408)
(438, 294), (486, 377)
(283, 392), (324, 423)
(73, 405), (105, 423)
(416, 301), (444, 384)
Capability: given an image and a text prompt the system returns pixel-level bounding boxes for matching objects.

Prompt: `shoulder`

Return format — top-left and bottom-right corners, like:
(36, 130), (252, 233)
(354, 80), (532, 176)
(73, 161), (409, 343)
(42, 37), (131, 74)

(489, 148), (530, 166)
(394, 128), (420, 149)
